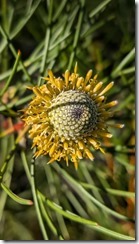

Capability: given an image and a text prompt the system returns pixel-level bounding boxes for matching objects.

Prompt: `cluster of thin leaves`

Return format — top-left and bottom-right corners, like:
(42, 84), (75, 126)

(0, 0), (135, 240)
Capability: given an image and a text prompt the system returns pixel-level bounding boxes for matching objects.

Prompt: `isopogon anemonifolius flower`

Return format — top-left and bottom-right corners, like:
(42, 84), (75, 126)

(22, 64), (124, 169)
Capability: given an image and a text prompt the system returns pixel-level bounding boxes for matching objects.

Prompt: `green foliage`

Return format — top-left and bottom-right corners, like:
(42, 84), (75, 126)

(0, 0), (135, 240)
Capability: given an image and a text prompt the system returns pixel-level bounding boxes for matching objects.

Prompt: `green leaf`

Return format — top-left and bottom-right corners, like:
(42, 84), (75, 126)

(81, 182), (135, 198)
(10, 0), (42, 39)
(1, 183), (33, 205)
(53, 164), (133, 221)
(0, 50), (21, 97)
(111, 48), (135, 78)
(89, 0), (112, 18)
(42, 194), (134, 240)
(39, 192), (97, 227)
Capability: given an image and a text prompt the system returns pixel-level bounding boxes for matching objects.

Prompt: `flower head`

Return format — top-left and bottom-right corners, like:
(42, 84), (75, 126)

(22, 64), (123, 169)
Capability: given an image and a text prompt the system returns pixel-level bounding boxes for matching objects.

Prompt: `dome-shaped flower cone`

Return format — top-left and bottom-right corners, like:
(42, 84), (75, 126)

(22, 64), (124, 169)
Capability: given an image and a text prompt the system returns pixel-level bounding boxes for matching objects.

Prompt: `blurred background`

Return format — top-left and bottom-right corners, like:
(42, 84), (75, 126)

(0, 0), (135, 240)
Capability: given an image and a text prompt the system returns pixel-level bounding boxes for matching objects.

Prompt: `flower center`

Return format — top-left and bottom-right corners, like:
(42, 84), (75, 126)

(48, 90), (98, 140)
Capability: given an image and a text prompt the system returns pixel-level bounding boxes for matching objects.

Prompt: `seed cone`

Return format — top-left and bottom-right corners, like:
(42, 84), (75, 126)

(48, 90), (98, 140)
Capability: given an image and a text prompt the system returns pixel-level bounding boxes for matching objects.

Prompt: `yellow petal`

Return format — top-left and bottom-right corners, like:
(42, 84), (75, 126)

(64, 141), (68, 150)
(93, 82), (103, 93)
(78, 140), (85, 150)
(88, 138), (99, 149)
(85, 149), (94, 160)
(65, 156), (69, 166)
(99, 81), (114, 96)
(93, 74), (98, 80)
(100, 147), (105, 154)
(107, 123), (125, 128)
(94, 96), (105, 103)
(85, 69), (93, 84)
(102, 100), (118, 108)
(65, 70), (70, 87)
(57, 79), (64, 91)
(84, 84), (91, 92)
(76, 150), (82, 159)
(72, 155), (78, 170)
(98, 131), (112, 138)
(76, 77), (84, 88)
(74, 62), (78, 74)
(48, 70), (56, 85)
(32, 87), (51, 101)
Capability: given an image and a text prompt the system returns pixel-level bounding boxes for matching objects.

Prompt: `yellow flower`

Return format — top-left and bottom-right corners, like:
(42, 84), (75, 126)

(22, 64), (124, 169)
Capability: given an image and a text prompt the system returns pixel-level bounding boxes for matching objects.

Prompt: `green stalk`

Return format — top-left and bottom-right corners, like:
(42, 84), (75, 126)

(0, 127), (28, 184)
(80, 182), (135, 198)
(0, 26), (31, 81)
(53, 164), (134, 222)
(0, 50), (21, 97)
(41, 195), (97, 226)
(44, 165), (69, 238)
(111, 48), (135, 78)
(89, 0), (112, 18)
(40, 28), (51, 76)
(68, 0), (85, 70)
(1, 0), (8, 72)
(40, 0), (53, 77)
(30, 157), (48, 240)
(0, 134), (14, 222)
(0, 143), (16, 184)
(21, 151), (32, 185)
(1, 183), (33, 205)
(21, 151), (64, 240)
(42, 195), (134, 240)
(38, 193), (64, 240)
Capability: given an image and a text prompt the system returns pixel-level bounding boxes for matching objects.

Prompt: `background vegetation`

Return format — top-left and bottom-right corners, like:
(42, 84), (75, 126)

(0, 0), (135, 240)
